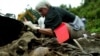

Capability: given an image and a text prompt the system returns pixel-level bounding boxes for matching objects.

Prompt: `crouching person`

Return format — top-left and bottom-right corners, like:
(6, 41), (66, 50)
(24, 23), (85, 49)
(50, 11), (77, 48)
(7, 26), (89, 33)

(24, 1), (85, 43)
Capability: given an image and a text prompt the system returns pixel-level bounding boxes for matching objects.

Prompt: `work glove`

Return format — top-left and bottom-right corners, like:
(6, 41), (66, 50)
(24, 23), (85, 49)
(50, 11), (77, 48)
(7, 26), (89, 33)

(23, 21), (40, 30)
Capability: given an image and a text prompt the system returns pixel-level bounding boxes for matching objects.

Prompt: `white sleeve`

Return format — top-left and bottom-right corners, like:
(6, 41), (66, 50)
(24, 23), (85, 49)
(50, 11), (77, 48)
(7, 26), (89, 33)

(38, 17), (45, 28)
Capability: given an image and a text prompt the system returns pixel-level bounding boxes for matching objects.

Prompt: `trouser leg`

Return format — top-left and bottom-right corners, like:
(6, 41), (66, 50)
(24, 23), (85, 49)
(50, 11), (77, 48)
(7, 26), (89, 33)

(65, 23), (85, 39)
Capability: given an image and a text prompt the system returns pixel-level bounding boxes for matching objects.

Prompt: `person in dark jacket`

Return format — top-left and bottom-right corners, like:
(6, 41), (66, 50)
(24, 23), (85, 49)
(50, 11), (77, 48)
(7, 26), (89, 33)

(24, 1), (85, 38)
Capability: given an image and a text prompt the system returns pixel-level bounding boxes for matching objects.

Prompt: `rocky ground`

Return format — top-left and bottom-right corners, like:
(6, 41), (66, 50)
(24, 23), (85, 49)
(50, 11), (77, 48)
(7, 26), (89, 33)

(0, 31), (100, 56)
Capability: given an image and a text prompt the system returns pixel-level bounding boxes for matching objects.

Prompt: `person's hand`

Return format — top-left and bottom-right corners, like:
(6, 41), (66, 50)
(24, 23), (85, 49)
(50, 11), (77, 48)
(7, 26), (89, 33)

(23, 17), (40, 30)
(23, 21), (33, 26)
(23, 21), (40, 30)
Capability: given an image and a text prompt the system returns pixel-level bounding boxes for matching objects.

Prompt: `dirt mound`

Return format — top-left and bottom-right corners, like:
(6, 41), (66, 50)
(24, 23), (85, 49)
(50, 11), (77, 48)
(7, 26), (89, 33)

(0, 31), (100, 56)
(0, 16), (100, 56)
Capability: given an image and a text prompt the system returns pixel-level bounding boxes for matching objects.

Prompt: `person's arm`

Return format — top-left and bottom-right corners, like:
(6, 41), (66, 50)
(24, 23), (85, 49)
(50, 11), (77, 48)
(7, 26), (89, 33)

(23, 20), (54, 36)
(38, 28), (54, 36)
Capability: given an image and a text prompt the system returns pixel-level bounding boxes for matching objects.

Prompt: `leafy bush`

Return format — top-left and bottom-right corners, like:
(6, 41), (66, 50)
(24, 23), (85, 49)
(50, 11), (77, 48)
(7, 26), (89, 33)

(60, 0), (100, 33)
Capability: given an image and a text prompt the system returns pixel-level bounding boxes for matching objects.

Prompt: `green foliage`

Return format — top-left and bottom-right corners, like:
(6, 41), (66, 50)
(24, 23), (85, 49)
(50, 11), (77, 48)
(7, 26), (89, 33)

(28, 8), (41, 19)
(24, 8), (41, 23)
(60, 0), (100, 33)
(60, 4), (69, 10)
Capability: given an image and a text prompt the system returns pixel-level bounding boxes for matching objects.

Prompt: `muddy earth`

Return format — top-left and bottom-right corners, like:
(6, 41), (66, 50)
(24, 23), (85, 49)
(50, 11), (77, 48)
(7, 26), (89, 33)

(0, 16), (100, 56)
(0, 31), (100, 56)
